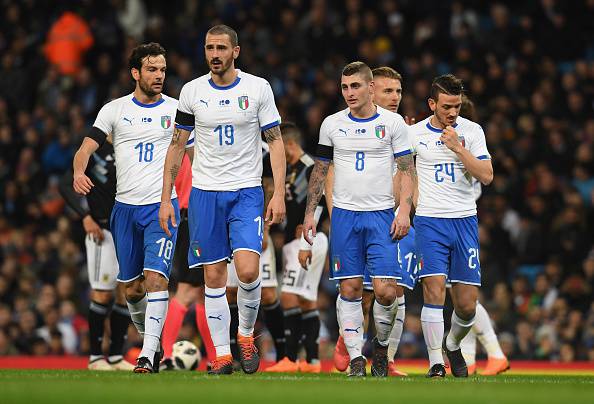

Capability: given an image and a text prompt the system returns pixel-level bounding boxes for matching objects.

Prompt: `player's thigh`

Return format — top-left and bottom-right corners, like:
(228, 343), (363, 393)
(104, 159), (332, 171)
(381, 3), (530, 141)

(85, 229), (119, 291)
(142, 200), (180, 281)
(228, 186), (265, 255)
(110, 202), (144, 283)
(188, 187), (232, 266)
(329, 208), (365, 281)
(365, 209), (399, 281)
(450, 216), (481, 287)
(414, 216), (452, 282)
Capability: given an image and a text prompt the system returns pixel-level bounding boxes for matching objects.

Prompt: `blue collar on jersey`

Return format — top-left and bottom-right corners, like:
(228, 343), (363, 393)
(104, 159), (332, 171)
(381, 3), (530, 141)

(208, 76), (241, 90)
(348, 111), (380, 122)
(426, 120), (458, 133)
(132, 96), (165, 108)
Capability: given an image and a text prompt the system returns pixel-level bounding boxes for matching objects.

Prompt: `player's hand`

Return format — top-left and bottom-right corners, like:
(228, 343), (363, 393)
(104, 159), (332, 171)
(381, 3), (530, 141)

(265, 193), (286, 224)
(298, 250), (312, 270)
(440, 126), (463, 153)
(302, 214), (316, 245)
(73, 172), (94, 195)
(405, 116), (416, 125)
(83, 215), (104, 243)
(390, 210), (410, 240)
(158, 200), (177, 237)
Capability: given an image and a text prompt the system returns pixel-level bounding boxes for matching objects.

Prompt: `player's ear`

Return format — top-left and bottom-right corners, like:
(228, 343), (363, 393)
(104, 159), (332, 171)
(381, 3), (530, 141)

(428, 98), (436, 112)
(233, 46), (240, 60)
(131, 67), (140, 82)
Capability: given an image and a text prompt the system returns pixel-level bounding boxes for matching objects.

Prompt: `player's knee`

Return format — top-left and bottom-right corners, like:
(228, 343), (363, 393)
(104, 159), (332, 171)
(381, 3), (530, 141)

(455, 300), (477, 320)
(144, 272), (168, 293)
(422, 277), (446, 304)
(236, 267), (259, 283)
(374, 284), (397, 306)
(261, 287), (277, 305)
(125, 281), (145, 302)
(340, 279), (363, 300)
(91, 289), (113, 305)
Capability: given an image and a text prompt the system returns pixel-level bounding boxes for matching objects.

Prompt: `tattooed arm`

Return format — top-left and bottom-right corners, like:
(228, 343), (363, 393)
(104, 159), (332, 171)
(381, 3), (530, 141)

(303, 159), (330, 244)
(391, 153), (416, 239)
(159, 126), (191, 236)
(264, 125), (287, 224)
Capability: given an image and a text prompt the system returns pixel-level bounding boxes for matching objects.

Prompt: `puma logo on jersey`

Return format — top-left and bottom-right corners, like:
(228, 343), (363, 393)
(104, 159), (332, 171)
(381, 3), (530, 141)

(123, 117), (134, 125)
(200, 99), (209, 108)
(338, 128), (348, 136)
(208, 315), (223, 321)
(419, 141), (428, 148)
(344, 326), (361, 333)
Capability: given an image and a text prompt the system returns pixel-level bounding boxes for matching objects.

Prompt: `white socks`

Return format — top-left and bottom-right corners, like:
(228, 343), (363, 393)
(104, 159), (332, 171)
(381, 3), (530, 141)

(387, 295), (405, 360)
(460, 329), (477, 365)
(205, 286), (231, 357)
(337, 295), (364, 360)
(446, 310), (475, 351)
(237, 279), (261, 337)
(139, 290), (169, 362)
(127, 294), (148, 336)
(474, 302), (505, 359)
(421, 304), (444, 366)
(373, 298), (398, 346)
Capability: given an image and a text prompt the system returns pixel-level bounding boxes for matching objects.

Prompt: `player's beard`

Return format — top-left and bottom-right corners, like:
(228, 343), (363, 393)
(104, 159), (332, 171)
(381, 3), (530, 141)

(209, 57), (233, 77)
(138, 76), (161, 97)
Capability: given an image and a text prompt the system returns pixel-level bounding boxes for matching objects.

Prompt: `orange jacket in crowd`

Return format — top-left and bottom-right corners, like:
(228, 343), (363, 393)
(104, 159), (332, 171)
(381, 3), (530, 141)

(44, 12), (94, 76)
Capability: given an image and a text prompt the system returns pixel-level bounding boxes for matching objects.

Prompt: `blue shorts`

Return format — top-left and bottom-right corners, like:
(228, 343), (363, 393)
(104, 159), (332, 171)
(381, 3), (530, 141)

(362, 227), (417, 290)
(110, 199), (180, 283)
(329, 207), (399, 281)
(414, 215), (481, 286)
(188, 186), (264, 267)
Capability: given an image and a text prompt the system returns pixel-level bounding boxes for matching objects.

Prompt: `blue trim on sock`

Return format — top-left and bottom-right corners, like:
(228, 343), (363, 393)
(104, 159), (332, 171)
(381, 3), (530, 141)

(205, 292), (227, 298)
(423, 303), (444, 309)
(339, 295), (362, 303)
(239, 281), (261, 292)
(147, 298), (169, 302)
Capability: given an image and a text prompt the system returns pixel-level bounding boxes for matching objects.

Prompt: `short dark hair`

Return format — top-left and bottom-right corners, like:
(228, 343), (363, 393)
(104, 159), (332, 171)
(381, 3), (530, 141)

(430, 74), (464, 101)
(342, 61), (373, 82)
(372, 66), (402, 82)
(128, 42), (166, 71)
(280, 122), (301, 144)
(207, 24), (239, 47)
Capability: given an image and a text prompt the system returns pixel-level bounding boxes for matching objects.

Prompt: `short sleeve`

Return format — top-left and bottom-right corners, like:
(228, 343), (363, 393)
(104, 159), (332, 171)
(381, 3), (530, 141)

(258, 80), (281, 131)
(469, 124), (491, 160)
(175, 84), (195, 131)
(391, 115), (412, 158)
(92, 102), (115, 139)
(318, 118), (333, 147)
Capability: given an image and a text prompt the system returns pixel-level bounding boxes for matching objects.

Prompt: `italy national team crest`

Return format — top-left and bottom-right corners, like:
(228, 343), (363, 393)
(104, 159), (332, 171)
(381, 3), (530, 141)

(458, 135), (466, 147)
(161, 115), (171, 129)
(332, 256), (341, 273)
(191, 243), (201, 258)
(238, 96), (249, 110)
(375, 125), (386, 139)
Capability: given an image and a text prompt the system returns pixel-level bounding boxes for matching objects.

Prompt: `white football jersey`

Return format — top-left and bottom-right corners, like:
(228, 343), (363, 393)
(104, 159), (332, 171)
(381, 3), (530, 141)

(319, 106), (411, 211)
(410, 116), (491, 218)
(93, 94), (177, 205)
(177, 70), (281, 191)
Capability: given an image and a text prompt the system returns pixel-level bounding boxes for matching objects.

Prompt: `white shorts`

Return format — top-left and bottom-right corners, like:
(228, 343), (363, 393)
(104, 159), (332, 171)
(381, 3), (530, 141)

(227, 241), (277, 288)
(281, 233), (328, 302)
(85, 230), (119, 290)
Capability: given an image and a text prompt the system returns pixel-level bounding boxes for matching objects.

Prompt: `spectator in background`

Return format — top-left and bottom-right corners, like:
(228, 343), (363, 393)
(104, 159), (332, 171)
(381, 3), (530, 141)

(43, 11), (93, 76)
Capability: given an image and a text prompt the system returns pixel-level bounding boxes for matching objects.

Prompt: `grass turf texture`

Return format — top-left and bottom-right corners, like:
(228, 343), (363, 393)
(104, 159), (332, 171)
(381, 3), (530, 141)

(2, 370), (594, 404)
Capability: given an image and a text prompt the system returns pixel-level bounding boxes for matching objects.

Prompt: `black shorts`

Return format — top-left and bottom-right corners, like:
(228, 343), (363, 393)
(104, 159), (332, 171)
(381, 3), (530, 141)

(171, 208), (205, 287)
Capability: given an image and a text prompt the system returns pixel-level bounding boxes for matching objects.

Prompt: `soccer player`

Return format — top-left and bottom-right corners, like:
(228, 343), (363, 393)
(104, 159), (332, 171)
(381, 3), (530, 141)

(410, 74), (493, 378)
(332, 67), (415, 376)
(73, 43), (180, 373)
(158, 25), (286, 375)
(60, 136), (134, 371)
(457, 95), (509, 376)
(264, 122), (329, 373)
(160, 152), (217, 370)
(303, 61), (415, 377)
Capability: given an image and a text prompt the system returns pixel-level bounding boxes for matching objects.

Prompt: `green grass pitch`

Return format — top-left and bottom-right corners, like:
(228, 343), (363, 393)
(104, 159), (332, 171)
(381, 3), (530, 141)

(2, 370), (594, 404)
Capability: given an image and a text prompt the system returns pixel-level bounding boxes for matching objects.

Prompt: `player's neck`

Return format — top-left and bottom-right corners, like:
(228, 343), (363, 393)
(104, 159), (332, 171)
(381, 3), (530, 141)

(349, 102), (376, 120)
(133, 88), (162, 105)
(429, 115), (447, 130)
(287, 150), (304, 166)
(210, 68), (238, 87)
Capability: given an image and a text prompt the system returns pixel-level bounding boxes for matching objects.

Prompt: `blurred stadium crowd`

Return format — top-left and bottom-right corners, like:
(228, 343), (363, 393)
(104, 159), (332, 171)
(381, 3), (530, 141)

(0, 0), (593, 363)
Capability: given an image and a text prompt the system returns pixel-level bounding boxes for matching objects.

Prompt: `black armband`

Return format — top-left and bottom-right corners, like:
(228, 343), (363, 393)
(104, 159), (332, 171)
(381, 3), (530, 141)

(316, 144), (333, 161)
(175, 109), (195, 129)
(88, 127), (107, 147)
